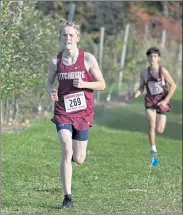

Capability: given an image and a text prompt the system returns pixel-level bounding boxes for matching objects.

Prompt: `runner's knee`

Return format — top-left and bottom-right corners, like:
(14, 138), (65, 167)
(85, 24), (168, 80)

(156, 126), (164, 134)
(73, 154), (86, 165)
(62, 148), (73, 162)
(149, 121), (156, 131)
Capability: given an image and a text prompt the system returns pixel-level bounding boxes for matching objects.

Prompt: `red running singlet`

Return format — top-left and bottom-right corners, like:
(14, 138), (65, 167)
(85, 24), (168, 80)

(144, 66), (171, 113)
(51, 49), (94, 130)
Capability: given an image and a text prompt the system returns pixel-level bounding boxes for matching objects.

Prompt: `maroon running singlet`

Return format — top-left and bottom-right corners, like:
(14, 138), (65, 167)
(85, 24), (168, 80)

(145, 66), (172, 113)
(51, 49), (94, 130)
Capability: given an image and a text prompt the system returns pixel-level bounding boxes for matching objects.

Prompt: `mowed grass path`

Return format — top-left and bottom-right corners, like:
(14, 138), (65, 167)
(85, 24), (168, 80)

(2, 90), (182, 214)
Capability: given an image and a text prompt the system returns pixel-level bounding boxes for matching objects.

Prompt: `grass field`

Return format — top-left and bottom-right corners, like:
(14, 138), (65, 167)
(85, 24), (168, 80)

(2, 89), (182, 214)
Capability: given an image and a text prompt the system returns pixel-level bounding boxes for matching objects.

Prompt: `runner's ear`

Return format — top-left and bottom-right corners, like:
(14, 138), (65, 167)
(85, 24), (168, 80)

(76, 37), (80, 43)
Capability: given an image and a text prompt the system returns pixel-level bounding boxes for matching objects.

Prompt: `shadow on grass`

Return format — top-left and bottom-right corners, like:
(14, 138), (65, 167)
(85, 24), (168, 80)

(33, 187), (61, 193)
(94, 105), (182, 141)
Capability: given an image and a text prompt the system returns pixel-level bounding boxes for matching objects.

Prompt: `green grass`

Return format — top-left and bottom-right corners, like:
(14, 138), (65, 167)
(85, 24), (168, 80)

(2, 89), (182, 214)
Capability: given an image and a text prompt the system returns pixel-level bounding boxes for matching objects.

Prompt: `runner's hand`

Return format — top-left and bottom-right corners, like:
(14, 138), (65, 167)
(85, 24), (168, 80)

(157, 99), (168, 108)
(73, 77), (85, 88)
(134, 90), (141, 98)
(50, 89), (58, 102)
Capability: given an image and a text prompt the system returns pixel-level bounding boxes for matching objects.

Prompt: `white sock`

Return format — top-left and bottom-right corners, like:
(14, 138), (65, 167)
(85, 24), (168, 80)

(151, 145), (157, 152)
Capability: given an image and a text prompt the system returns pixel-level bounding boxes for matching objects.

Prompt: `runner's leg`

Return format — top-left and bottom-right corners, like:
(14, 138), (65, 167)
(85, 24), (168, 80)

(156, 112), (167, 134)
(57, 125), (73, 195)
(146, 108), (157, 154)
(72, 129), (88, 164)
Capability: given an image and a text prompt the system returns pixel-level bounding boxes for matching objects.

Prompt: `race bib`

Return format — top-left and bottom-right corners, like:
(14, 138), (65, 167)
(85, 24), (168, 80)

(148, 81), (163, 95)
(64, 91), (87, 113)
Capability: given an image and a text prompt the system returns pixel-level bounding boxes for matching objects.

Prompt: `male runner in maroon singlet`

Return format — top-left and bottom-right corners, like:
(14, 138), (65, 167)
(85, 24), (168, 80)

(134, 47), (176, 155)
(45, 19), (105, 208)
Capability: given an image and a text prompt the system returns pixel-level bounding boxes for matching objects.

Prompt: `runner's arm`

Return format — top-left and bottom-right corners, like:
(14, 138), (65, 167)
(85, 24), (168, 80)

(45, 57), (57, 95)
(134, 71), (145, 98)
(161, 67), (176, 102)
(74, 53), (106, 90)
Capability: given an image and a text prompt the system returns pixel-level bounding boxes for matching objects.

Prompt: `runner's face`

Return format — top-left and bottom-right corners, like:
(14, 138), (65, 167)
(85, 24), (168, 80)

(148, 53), (160, 66)
(60, 26), (80, 51)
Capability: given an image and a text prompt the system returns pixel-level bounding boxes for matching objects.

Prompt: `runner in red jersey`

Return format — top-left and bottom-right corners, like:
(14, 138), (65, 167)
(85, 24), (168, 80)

(51, 49), (95, 130)
(45, 19), (105, 208)
(134, 47), (176, 155)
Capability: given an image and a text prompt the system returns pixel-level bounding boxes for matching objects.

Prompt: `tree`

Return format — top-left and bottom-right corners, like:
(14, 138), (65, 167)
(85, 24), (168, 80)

(1, 1), (59, 123)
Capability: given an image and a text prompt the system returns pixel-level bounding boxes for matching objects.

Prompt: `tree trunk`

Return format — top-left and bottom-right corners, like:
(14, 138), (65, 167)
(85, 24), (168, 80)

(106, 53), (117, 102)
(106, 84), (113, 102)
(3, 101), (7, 124)
(162, 2), (169, 18)
(9, 98), (13, 125)
(96, 27), (105, 105)
(1, 100), (4, 124)
(117, 24), (130, 97)
(13, 95), (19, 125)
(177, 43), (182, 87)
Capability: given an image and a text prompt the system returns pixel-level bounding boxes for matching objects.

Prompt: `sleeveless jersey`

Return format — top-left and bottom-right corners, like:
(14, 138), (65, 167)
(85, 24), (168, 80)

(144, 66), (171, 112)
(51, 49), (94, 129)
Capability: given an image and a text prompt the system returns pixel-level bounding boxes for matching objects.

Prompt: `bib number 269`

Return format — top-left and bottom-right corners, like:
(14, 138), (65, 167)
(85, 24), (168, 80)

(64, 91), (87, 113)
(69, 98), (81, 107)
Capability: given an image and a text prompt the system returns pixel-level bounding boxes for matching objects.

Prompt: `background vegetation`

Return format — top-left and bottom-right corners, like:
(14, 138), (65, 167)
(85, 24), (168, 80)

(1, 1), (182, 128)
(1, 1), (182, 214)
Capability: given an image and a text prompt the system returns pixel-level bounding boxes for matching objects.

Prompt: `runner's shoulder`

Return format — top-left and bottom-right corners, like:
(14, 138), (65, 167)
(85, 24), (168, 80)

(160, 66), (168, 73)
(50, 56), (57, 65)
(140, 68), (149, 84)
(48, 56), (57, 72)
(84, 52), (96, 63)
(141, 68), (148, 78)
